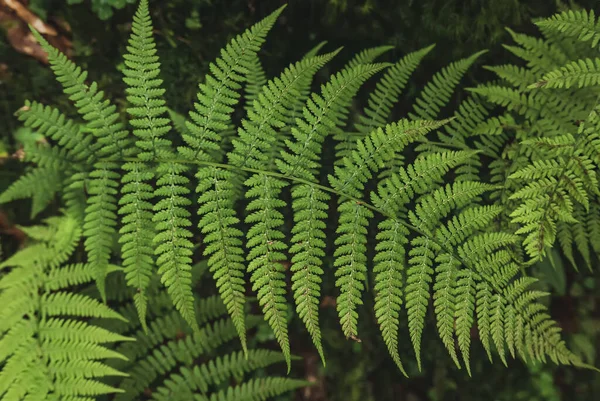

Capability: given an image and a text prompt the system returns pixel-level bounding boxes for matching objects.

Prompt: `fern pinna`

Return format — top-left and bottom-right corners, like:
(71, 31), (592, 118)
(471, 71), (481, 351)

(0, 0), (595, 391)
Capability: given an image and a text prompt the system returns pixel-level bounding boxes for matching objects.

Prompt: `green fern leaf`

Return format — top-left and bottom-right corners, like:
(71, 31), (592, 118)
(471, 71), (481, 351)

(230, 50), (340, 362)
(278, 63), (389, 346)
(0, 217), (131, 400)
(373, 218), (409, 375)
(345, 45), (393, 68)
(178, 5), (285, 163)
(31, 29), (132, 299)
(408, 51), (487, 121)
(535, 9), (600, 48)
(120, 0), (191, 331)
(531, 58), (600, 89)
(196, 167), (247, 352)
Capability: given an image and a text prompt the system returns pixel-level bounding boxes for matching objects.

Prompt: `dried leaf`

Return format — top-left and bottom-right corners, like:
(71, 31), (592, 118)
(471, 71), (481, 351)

(0, 0), (72, 63)
(3, 0), (56, 35)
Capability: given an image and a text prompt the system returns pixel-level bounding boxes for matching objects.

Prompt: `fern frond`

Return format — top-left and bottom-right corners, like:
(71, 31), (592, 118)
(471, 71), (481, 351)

(151, 350), (289, 401)
(84, 161), (120, 300)
(0, 166), (63, 218)
(0, 216), (130, 400)
(356, 45), (434, 135)
(245, 173), (290, 367)
(229, 51), (342, 364)
(373, 218), (409, 375)
(208, 377), (309, 401)
(503, 29), (569, 75)
(277, 62), (388, 359)
(120, 0), (192, 331)
(119, 161), (155, 330)
(535, 9), (600, 48)
(329, 120), (449, 340)
(3, 3), (590, 384)
(16, 100), (96, 163)
(345, 45), (393, 68)
(408, 51), (487, 121)
(31, 29), (132, 299)
(115, 317), (251, 401)
(532, 58), (600, 89)
(507, 109), (600, 259)
(153, 161), (197, 330)
(30, 30), (131, 159)
(484, 64), (539, 89)
(179, 6), (285, 163)
(106, 278), (300, 401)
(22, 142), (73, 171)
(180, 6), (286, 353)
(196, 167), (247, 352)
(454, 269), (476, 375)
(335, 45), (434, 164)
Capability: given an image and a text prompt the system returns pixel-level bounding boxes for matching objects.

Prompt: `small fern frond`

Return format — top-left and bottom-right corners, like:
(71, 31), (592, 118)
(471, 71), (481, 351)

(106, 276), (301, 401)
(31, 29), (132, 299)
(0, 216), (131, 400)
(345, 45), (394, 68)
(535, 9), (600, 48)
(503, 28), (569, 75)
(196, 167), (248, 353)
(208, 377), (310, 401)
(151, 350), (289, 401)
(408, 50), (487, 121)
(329, 120), (450, 340)
(531, 58), (600, 89)
(179, 5), (285, 163)
(0, 166), (63, 218)
(278, 62), (388, 359)
(356, 45), (435, 135)
(16, 100), (96, 163)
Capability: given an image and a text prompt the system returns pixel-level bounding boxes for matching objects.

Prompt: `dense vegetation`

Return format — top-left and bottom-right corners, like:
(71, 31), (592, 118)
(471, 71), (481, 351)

(1, 1), (599, 400)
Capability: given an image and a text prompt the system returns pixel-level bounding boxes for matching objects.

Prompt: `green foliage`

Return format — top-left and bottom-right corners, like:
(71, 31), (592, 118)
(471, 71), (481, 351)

(471, 8), (600, 266)
(0, 215), (131, 400)
(0, 214), (305, 401)
(1, 3), (599, 400)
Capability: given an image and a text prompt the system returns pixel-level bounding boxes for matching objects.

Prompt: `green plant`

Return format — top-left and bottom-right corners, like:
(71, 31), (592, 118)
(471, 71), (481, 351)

(470, 9), (600, 266)
(1, 1), (598, 399)
(0, 214), (306, 400)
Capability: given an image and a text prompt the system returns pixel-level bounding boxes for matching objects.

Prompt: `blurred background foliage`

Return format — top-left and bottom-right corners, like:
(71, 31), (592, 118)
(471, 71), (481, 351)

(1, 0), (599, 400)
